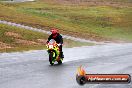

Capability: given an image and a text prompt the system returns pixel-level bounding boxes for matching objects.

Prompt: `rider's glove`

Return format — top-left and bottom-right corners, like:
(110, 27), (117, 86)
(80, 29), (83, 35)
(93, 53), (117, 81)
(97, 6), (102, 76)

(57, 43), (61, 46)
(46, 41), (49, 44)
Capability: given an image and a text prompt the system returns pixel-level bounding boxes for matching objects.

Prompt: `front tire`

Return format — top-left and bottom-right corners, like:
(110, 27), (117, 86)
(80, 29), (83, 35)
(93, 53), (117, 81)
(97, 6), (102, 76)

(49, 52), (54, 65)
(50, 62), (54, 66)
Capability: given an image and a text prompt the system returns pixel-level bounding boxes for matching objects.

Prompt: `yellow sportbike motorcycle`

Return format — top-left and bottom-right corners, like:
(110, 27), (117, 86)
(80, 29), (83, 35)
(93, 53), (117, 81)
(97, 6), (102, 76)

(46, 39), (63, 65)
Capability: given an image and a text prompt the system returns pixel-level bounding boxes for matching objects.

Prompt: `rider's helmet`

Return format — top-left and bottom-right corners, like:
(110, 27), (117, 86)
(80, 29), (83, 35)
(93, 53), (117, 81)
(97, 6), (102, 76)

(51, 28), (58, 35)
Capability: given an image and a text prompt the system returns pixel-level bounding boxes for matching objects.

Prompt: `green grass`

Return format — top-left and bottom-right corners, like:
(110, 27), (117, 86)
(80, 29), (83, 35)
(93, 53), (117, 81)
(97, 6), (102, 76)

(0, 0), (132, 42)
(0, 24), (93, 52)
(0, 23), (48, 43)
(63, 39), (94, 48)
(0, 23), (47, 52)
(0, 45), (46, 53)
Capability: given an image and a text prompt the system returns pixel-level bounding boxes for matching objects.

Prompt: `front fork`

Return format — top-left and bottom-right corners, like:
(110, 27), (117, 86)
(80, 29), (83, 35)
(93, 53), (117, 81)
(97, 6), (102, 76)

(47, 49), (62, 63)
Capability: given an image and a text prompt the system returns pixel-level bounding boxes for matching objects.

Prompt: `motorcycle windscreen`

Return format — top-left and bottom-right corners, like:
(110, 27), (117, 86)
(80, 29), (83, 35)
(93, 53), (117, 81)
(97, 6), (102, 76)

(49, 39), (56, 45)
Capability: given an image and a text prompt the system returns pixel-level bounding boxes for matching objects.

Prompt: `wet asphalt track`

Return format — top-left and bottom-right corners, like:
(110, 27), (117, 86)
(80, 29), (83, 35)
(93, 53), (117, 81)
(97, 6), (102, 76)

(0, 43), (132, 88)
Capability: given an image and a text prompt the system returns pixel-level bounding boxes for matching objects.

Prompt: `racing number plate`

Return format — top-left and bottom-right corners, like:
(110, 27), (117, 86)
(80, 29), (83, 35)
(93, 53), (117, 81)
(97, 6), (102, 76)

(49, 45), (53, 49)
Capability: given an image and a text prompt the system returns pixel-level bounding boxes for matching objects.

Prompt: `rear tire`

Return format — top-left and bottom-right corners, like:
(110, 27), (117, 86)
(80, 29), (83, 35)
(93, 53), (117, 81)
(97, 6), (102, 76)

(58, 60), (62, 64)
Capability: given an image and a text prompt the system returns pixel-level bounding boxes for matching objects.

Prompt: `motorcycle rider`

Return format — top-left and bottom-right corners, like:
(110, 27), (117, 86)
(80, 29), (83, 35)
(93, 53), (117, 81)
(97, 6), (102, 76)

(47, 28), (64, 58)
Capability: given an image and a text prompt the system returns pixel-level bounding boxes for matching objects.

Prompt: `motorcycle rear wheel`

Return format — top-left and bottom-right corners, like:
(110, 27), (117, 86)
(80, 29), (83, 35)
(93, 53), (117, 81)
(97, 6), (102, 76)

(58, 60), (62, 64)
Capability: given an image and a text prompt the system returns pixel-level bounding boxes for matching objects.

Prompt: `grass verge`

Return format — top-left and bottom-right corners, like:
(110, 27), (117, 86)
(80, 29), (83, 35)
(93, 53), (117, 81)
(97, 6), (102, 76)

(0, 0), (132, 42)
(0, 24), (93, 52)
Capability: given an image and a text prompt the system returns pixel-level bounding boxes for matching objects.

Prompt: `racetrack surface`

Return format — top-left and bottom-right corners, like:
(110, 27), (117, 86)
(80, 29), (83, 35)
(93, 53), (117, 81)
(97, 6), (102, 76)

(0, 43), (132, 88)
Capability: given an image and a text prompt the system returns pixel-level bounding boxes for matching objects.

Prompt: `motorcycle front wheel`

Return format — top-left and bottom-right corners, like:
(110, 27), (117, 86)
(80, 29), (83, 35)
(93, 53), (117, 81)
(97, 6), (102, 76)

(49, 52), (54, 65)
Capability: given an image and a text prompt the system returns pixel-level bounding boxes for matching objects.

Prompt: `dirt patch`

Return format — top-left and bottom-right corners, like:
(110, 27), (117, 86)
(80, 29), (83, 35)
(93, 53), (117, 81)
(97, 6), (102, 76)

(15, 39), (40, 45)
(5, 32), (22, 38)
(0, 42), (12, 49)
(41, 0), (132, 7)
(37, 39), (47, 44)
